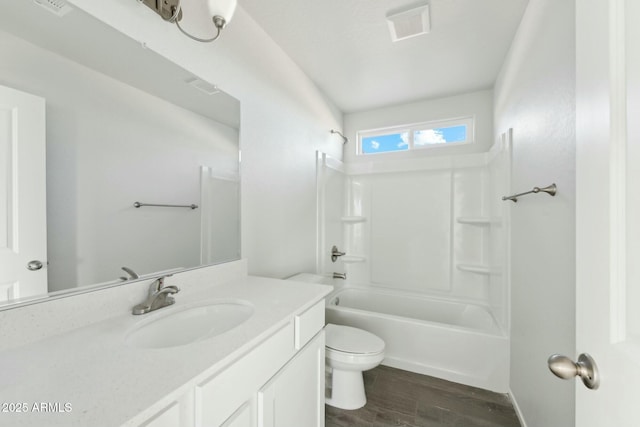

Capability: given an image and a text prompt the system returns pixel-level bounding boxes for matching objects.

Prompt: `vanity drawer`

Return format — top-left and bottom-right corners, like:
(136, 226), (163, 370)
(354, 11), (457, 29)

(294, 299), (325, 350)
(195, 321), (295, 427)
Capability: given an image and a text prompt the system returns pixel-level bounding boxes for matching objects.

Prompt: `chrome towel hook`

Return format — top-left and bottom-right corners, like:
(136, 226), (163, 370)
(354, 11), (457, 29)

(502, 183), (557, 203)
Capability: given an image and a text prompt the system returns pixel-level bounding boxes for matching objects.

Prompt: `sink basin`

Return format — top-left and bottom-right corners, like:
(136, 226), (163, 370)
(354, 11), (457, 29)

(125, 300), (254, 349)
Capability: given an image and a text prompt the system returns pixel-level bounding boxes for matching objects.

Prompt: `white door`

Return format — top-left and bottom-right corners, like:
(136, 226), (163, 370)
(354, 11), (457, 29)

(575, 0), (640, 425)
(0, 85), (47, 302)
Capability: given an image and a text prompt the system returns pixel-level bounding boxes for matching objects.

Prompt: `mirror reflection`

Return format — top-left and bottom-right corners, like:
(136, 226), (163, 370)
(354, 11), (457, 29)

(0, 2), (241, 308)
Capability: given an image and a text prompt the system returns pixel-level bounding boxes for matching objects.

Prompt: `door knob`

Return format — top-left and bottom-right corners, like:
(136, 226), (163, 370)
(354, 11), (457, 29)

(26, 260), (44, 271)
(547, 353), (600, 390)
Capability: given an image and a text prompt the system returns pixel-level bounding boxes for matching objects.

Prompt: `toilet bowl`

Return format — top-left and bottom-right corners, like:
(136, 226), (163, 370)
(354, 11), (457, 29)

(325, 323), (385, 410)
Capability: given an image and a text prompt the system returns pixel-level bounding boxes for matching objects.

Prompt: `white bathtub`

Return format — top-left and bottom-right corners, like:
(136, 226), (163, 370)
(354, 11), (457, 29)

(287, 274), (508, 393)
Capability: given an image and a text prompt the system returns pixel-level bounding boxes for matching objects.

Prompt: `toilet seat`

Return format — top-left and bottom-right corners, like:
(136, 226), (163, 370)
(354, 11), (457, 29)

(325, 324), (385, 355)
(325, 347), (385, 368)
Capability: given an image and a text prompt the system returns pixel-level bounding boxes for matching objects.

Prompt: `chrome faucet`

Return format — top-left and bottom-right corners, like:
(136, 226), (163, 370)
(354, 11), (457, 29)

(331, 245), (346, 262)
(132, 275), (180, 315)
(333, 272), (347, 280)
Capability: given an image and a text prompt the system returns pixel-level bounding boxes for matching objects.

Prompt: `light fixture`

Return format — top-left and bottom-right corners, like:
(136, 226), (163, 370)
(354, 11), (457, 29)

(139, 0), (237, 43)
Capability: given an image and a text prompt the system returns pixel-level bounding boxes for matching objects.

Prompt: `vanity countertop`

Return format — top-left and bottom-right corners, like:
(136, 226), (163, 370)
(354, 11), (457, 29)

(0, 275), (332, 427)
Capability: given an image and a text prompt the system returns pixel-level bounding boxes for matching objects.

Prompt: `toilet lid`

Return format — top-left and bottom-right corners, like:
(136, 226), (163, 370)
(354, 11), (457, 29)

(325, 324), (385, 355)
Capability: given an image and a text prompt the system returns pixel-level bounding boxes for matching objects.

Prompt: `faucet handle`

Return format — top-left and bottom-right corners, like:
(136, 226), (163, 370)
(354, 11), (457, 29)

(331, 245), (346, 262)
(122, 266), (139, 279)
(150, 274), (174, 293)
(162, 285), (180, 294)
(119, 266), (140, 281)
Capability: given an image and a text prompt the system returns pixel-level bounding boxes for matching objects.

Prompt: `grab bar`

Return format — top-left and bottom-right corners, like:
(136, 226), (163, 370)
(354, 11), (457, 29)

(134, 202), (198, 209)
(502, 183), (557, 203)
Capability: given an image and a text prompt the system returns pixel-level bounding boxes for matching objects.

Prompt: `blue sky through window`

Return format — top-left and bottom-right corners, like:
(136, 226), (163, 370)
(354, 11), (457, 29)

(414, 125), (467, 145)
(361, 132), (409, 154)
(358, 117), (473, 155)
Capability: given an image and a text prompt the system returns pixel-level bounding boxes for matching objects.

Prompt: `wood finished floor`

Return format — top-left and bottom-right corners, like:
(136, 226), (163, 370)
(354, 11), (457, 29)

(325, 366), (521, 427)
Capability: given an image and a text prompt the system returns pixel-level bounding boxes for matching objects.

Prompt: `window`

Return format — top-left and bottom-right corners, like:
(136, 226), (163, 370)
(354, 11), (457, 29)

(361, 131), (409, 154)
(357, 116), (474, 155)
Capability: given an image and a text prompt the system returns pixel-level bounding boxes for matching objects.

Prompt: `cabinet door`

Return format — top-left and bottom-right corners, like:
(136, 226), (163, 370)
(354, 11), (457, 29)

(128, 388), (194, 427)
(220, 401), (252, 427)
(258, 331), (325, 427)
(196, 322), (294, 427)
(137, 402), (181, 427)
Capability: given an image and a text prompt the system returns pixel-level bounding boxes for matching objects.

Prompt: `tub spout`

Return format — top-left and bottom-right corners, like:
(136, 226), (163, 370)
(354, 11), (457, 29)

(333, 272), (347, 280)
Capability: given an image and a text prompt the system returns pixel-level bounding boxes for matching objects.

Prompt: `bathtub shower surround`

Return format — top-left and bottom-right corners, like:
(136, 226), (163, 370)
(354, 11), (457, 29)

(326, 286), (508, 392)
(290, 274), (508, 393)
(315, 134), (512, 392)
(316, 152), (348, 275)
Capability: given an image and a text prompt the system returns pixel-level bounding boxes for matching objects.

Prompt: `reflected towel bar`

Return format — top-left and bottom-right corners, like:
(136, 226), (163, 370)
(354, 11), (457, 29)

(502, 183), (557, 203)
(134, 202), (198, 209)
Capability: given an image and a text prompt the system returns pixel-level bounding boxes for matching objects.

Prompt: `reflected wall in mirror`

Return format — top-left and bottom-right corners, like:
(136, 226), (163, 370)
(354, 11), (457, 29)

(0, 2), (240, 309)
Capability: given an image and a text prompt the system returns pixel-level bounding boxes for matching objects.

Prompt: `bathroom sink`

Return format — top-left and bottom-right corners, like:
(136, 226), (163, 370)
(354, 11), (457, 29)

(125, 300), (254, 349)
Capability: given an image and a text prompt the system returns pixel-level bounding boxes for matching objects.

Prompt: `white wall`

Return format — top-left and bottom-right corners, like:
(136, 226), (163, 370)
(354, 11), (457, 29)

(0, 31), (238, 291)
(494, 0), (576, 425)
(68, 0), (344, 279)
(343, 89), (494, 163)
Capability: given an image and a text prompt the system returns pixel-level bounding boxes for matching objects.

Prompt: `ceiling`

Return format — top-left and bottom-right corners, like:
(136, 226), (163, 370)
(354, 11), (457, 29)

(239, 0), (529, 113)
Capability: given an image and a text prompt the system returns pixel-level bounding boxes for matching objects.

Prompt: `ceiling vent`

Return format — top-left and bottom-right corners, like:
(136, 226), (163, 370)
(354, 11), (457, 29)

(33, 0), (73, 17)
(386, 4), (430, 42)
(186, 78), (220, 95)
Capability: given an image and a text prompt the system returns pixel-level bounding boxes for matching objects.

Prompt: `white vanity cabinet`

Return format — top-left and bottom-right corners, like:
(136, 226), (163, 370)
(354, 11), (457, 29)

(138, 402), (180, 427)
(136, 391), (195, 427)
(133, 299), (326, 427)
(258, 332), (325, 427)
(196, 321), (296, 427)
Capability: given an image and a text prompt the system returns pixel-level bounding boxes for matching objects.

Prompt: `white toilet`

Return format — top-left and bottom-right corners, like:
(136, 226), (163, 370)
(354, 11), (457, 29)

(324, 323), (386, 410)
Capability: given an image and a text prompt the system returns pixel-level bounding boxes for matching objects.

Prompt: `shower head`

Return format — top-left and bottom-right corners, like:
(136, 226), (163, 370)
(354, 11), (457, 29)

(330, 129), (348, 145)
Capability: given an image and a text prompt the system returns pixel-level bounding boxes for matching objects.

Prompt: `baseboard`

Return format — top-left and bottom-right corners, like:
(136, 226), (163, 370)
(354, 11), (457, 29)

(508, 388), (528, 427)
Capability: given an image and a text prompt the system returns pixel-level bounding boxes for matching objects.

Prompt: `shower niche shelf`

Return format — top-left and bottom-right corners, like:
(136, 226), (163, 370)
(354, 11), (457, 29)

(456, 217), (491, 226)
(341, 216), (366, 224)
(341, 255), (366, 263)
(456, 264), (491, 275)
(340, 215), (367, 224)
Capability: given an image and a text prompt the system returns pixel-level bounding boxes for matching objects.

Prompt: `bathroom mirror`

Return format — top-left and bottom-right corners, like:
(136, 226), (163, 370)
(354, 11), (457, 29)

(0, 2), (240, 309)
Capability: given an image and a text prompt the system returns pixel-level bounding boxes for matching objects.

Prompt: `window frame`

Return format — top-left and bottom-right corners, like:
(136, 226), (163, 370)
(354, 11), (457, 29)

(357, 116), (475, 156)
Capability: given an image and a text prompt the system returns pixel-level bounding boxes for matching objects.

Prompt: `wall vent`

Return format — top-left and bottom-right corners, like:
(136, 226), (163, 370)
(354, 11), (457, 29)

(386, 4), (430, 42)
(33, 0), (73, 17)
